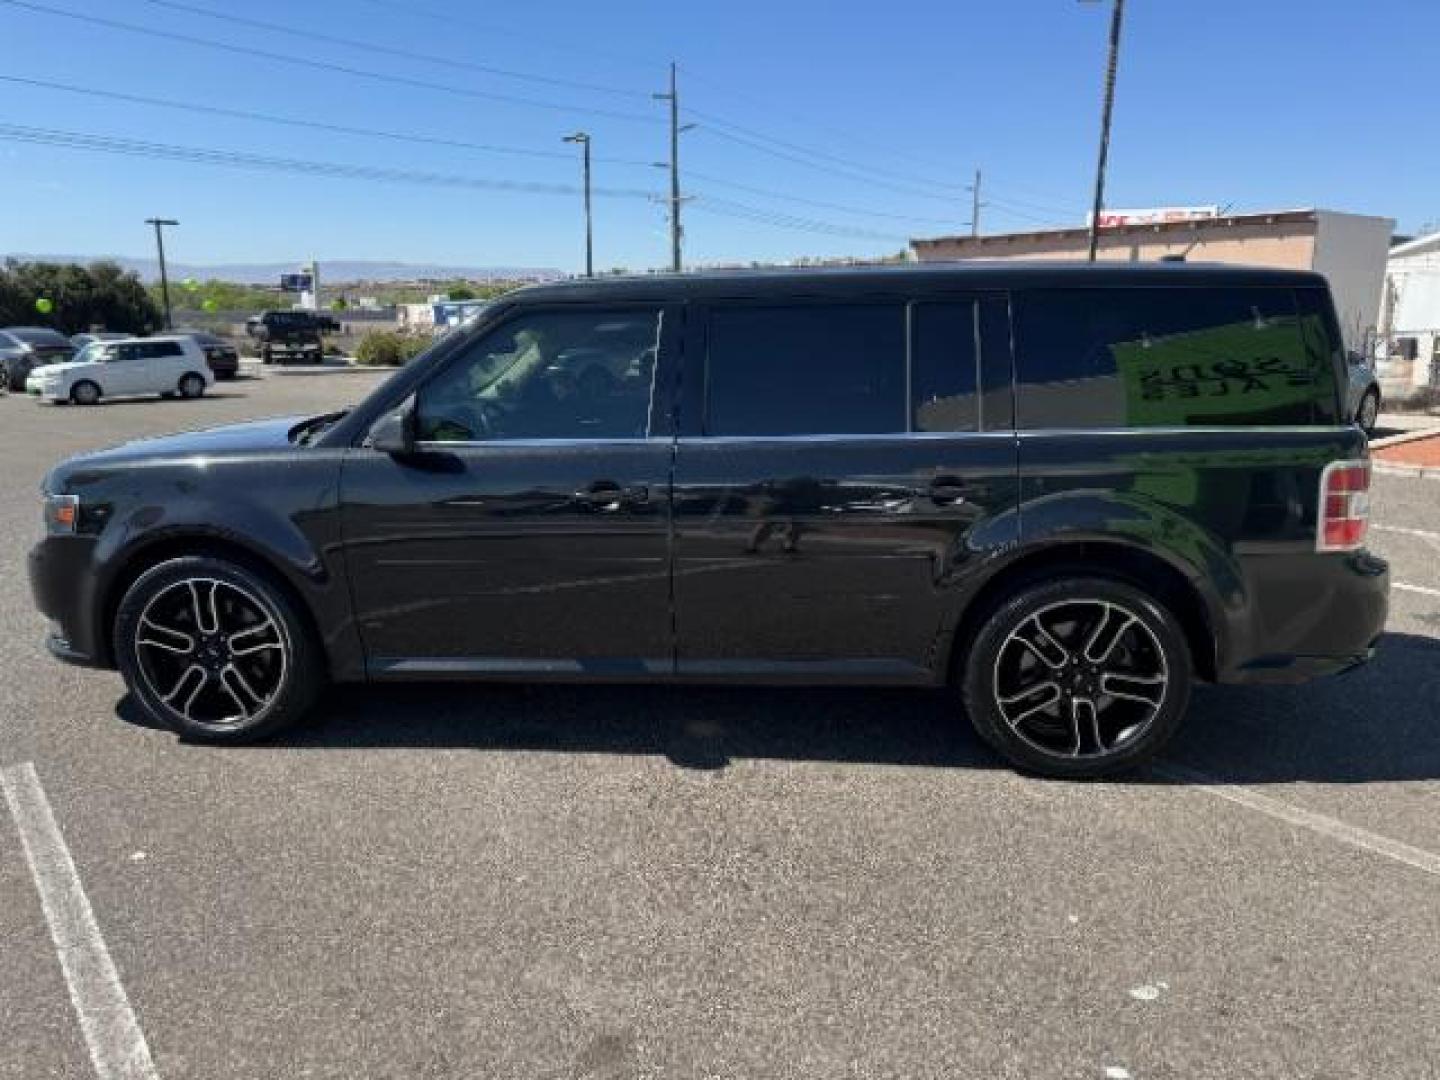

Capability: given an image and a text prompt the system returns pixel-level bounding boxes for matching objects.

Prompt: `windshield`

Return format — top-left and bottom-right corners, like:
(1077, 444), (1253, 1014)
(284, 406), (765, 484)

(74, 343), (115, 364)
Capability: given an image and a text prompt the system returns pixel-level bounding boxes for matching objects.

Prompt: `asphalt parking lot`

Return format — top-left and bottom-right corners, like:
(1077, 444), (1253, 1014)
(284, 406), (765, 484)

(1, 374), (1437, 1080)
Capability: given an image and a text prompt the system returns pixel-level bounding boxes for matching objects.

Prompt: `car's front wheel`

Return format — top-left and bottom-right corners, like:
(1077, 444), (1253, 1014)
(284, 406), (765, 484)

(114, 556), (324, 741)
(962, 576), (1192, 778)
(70, 380), (101, 406)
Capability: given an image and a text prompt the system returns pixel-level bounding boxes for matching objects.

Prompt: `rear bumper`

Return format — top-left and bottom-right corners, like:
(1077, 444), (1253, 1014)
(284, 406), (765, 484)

(1219, 549), (1389, 685)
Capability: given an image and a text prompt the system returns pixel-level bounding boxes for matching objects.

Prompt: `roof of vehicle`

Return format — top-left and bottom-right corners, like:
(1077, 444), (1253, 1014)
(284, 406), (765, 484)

(504, 261), (1329, 304)
(3, 326), (72, 341)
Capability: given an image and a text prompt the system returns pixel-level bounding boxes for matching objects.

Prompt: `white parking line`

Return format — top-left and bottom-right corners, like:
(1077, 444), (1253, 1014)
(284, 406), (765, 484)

(1155, 763), (1440, 879)
(0, 762), (159, 1080)
(1372, 524), (1440, 547)
(1394, 582), (1440, 599)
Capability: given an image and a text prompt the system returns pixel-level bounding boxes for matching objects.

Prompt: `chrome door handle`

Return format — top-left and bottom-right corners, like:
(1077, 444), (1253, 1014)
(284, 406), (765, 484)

(575, 482), (648, 508)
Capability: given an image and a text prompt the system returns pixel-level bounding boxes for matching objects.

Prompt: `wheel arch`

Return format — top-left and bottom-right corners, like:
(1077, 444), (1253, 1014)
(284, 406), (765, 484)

(99, 532), (326, 674)
(948, 540), (1220, 685)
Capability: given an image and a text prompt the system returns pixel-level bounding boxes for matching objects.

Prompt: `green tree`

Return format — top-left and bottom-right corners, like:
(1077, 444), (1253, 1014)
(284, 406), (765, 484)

(0, 259), (161, 334)
(445, 284), (477, 301)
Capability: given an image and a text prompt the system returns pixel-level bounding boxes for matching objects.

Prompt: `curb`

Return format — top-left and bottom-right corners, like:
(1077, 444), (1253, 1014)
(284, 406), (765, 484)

(1370, 426), (1440, 450)
(1373, 461), (1440, 480)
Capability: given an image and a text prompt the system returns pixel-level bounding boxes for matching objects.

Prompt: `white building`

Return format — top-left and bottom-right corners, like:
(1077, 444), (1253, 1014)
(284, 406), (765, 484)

(1378, 231), (1440, 394)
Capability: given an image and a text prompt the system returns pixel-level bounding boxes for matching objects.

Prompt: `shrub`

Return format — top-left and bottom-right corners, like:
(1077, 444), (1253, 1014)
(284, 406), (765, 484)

(354, 329), (430, 367)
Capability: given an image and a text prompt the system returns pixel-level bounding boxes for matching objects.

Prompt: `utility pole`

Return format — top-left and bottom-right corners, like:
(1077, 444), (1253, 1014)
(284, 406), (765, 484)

(145, 217), (178, 329)
(563, 131), (593, 277)
(1084, 0), (1126, 262)
(969, 169), (982, 238)
(653, 62), (691, 273)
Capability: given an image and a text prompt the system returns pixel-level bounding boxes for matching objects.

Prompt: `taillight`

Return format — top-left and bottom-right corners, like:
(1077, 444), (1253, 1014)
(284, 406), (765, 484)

(1317, 460), (1370, 552)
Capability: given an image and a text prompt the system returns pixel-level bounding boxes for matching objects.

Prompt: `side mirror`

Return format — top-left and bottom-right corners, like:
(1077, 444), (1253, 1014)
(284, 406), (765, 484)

(369, 402), (416, 455)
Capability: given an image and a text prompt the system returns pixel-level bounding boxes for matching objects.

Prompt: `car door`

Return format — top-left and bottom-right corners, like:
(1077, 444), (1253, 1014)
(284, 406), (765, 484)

(100, 342), (145, 395)
(339, 302), (680, 675)
(670, 294), (1019, 681)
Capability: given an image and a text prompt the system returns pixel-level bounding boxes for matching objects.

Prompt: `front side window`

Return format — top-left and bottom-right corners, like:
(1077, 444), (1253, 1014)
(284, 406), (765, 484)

(705, 303), (905, 436)
(416, 307), (661, 442)
(1014, 287), (1320, 429)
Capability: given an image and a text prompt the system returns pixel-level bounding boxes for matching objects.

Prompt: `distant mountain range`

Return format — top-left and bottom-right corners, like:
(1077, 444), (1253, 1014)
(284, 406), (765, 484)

(4, 255), (564, 284)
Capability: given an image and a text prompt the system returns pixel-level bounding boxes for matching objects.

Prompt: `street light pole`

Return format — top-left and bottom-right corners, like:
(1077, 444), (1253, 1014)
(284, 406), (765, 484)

(563, 132), (593, 277)
(1085, 0), (1126, 262)
(145, 217), (179, 329)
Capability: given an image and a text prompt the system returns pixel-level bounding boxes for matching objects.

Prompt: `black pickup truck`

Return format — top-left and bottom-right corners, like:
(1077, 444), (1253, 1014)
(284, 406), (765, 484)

(246, 311), (339, 364)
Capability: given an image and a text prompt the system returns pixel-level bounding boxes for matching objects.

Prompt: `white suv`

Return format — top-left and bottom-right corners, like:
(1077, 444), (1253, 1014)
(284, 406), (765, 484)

(26, 336), (214, 405)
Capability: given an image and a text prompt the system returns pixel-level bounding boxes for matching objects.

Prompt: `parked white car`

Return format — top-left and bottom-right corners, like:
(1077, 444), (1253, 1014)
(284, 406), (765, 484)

(25, 336), (214, 405)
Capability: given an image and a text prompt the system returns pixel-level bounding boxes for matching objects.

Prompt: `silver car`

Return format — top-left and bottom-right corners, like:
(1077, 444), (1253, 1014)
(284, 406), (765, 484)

(1345, 351), (1382, 434)
(0, 327), (76, 391)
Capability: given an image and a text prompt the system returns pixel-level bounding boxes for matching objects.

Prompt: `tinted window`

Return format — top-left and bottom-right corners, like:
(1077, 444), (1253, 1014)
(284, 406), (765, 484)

(143, 341), (184, 358)
(911, 301), (979, 432)
(416, 308), (660, 442)
(1014, 287), (1323, 428)
(706, 304), (905, 436)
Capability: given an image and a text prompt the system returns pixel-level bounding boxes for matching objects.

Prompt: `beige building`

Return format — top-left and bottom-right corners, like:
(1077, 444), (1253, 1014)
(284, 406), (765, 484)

(911, 208), (1394, 352)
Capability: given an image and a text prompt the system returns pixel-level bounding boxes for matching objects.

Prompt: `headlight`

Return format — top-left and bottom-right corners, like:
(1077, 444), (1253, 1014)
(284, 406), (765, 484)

(43, 493), (79, 534)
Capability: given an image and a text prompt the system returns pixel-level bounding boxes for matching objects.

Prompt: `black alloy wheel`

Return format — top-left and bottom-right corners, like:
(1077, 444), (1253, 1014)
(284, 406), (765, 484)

(963, 577), (1192, 778)
(115, 556), (323, 741)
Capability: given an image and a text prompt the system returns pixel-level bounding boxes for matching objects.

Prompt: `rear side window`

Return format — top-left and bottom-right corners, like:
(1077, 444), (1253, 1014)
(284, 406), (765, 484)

(1014, 287), (1328, 429)
(911, 301), (979, 433)
(145, 341), (184, 358)
(705, 304), (905, 436)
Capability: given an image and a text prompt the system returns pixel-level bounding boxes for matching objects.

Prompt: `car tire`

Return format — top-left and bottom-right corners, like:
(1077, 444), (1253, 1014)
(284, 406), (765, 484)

(1357, 389), (1380, 434)
(114, 555), (324, 742)
(70, 380), (101, 406)
(0, 362), (13, 391)
(961, 576), (1192, 779)
(178, 373), (206, 399)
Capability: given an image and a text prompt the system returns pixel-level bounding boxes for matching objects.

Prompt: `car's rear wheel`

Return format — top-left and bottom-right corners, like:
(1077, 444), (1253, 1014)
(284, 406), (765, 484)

(962, 576), (1192, 778)
(114, 556), (324, 741)
(178, 373), (206, 399)
(0, 361), (15, 391)
(1357, 388), (1380, 434)
(70, 380), (101, 406)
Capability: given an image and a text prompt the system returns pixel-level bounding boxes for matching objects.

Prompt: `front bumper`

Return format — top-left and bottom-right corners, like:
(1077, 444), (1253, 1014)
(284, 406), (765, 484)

(25, 375), (60, 398)
(29, 535), (108, 669)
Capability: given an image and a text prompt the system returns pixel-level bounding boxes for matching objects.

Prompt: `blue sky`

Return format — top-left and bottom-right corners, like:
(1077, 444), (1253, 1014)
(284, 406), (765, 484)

(0, 0), (1434, 275)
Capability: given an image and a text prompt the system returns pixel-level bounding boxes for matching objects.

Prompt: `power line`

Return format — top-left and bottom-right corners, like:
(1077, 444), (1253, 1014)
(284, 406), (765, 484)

(133, 0), (649, 101)
(0, 74), (962, 231)
(686, 170), (957, 226)
(349, 0), (659, 70)
(692, 122), (971, 204)
(0, 121), (910, 245)
(687, 106), (969, 196)
(0, 74), (656, 168)
(690, 196), (909, 244)
(0, 122), (660, 199)
(0, 0), (662, 125)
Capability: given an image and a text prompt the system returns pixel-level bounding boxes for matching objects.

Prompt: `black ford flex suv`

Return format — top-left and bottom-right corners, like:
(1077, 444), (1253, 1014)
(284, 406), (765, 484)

(29, 264), (1389, 777)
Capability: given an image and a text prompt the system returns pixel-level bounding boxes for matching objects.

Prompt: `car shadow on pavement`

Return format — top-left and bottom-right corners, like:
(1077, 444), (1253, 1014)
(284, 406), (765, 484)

(116, 632), (1440, 780)
(1157, 631), (1440, 785)
(290, 683), (1000, 772)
